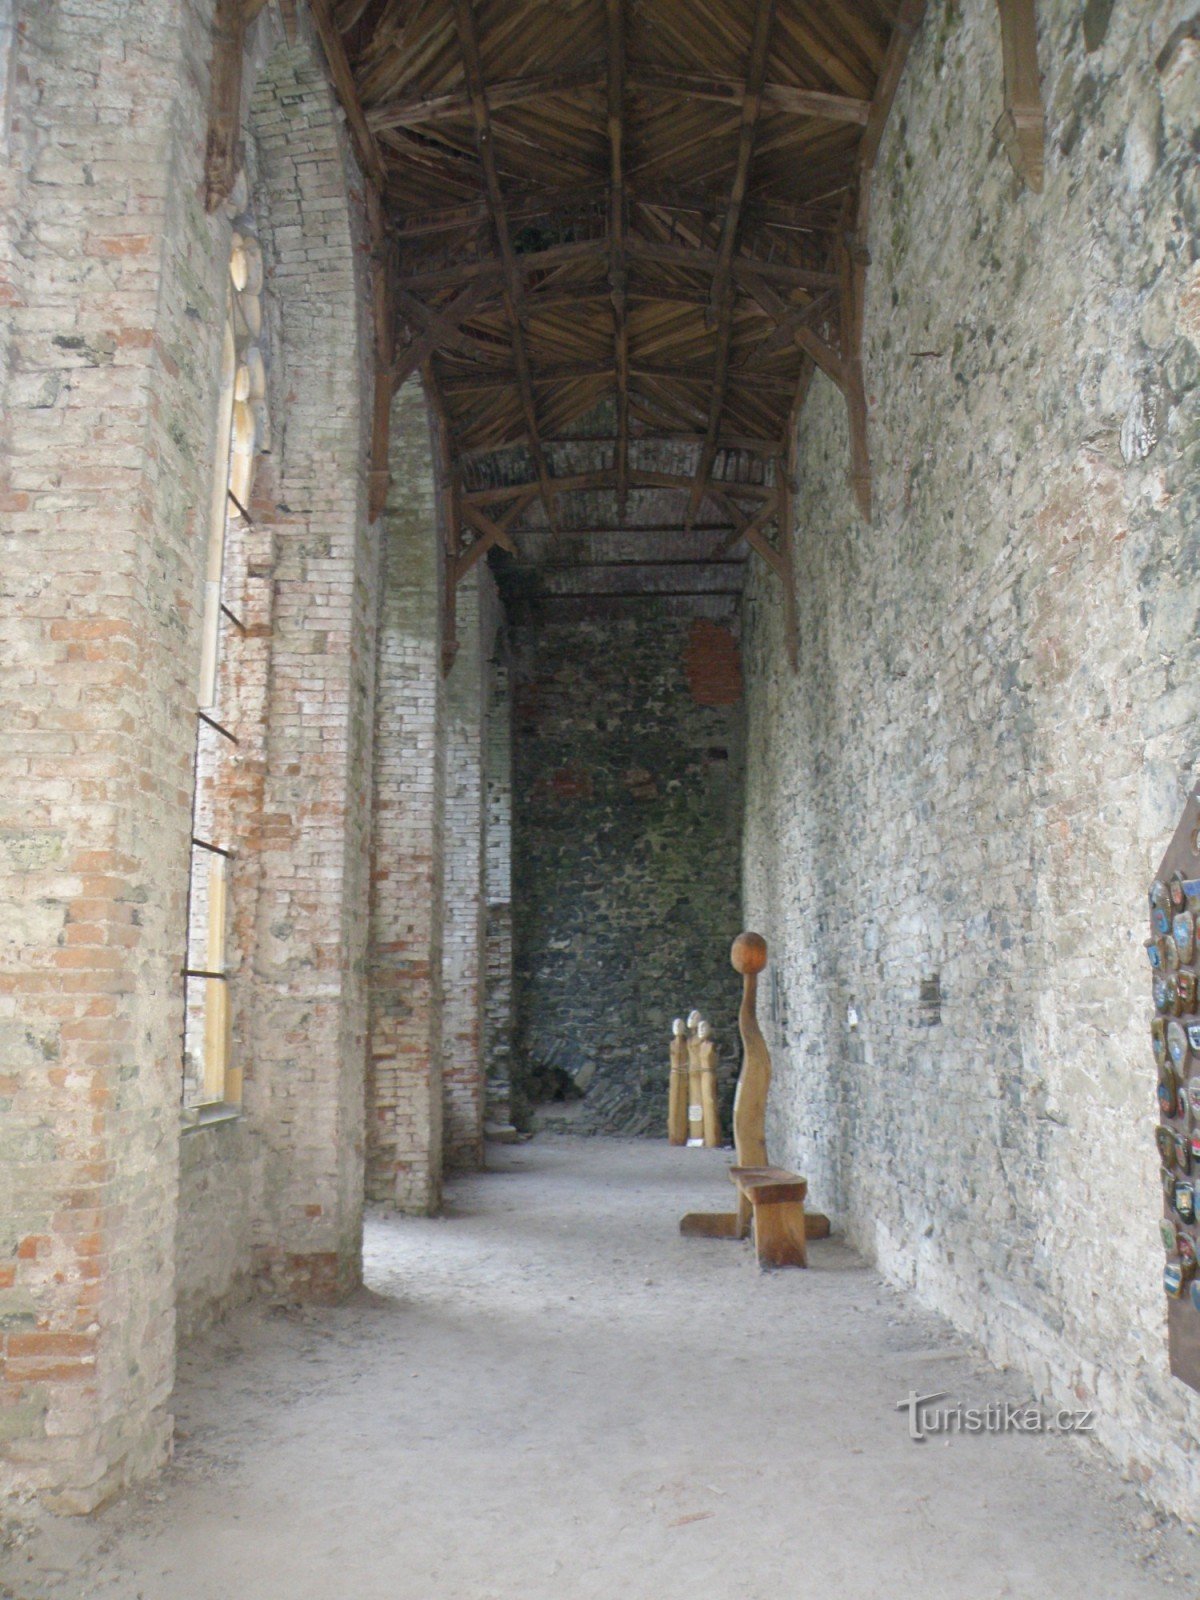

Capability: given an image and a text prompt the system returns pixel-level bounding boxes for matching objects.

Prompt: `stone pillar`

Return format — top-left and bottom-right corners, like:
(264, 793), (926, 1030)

(366, 380), (446, 1212)
(484, 620), (516, 1133)
(242, 43), (377, 1301)
(0, 0), (219, 1509)
(441, 573), (488, 1170)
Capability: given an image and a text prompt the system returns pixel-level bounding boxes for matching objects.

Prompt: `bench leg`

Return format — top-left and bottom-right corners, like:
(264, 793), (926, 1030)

(753, 1200), (808, 1268)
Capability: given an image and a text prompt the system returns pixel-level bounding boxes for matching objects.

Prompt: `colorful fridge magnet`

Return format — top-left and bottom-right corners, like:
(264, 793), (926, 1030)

(1157, 1126), (1177, 1167)
(1153, 1019), (1169, 1065)
(1176, 1180), (1196, 1223)
(1177, 913), (1197, 964)
(1162, 1217), (1179, 1253)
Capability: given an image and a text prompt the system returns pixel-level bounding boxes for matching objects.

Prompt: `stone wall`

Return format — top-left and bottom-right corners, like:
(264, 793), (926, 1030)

(513, 616), (744, 1132)
(484, 637), (515, 1130)
(742, 0), (1200, 1518)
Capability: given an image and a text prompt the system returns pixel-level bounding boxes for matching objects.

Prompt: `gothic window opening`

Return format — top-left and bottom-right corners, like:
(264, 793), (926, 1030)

(183, 174), (270, 1114)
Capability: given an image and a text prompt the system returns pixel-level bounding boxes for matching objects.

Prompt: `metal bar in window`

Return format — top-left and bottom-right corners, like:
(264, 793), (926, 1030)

(227, 488), (254, 524)
(197, 709), (238, 744)
(220, 602), (248, 634)
(192, 836), (237, 859)
(184, 968), (228, 982)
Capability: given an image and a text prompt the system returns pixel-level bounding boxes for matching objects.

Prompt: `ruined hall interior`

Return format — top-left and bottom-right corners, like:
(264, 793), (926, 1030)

(2, 0), (1200, 1593)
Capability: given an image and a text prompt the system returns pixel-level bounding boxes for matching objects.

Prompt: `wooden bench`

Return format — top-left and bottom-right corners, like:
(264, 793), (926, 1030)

(730, 1166), (811, 1268)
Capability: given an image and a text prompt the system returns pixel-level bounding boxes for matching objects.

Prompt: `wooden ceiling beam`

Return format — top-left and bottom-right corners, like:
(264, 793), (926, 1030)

(395, 238), (837, 294)
(437, 359), (797, 394)
(451, 0), (559, 534)
(606, 0), (630, 519)
(996, 0), (1044, 192)
(393, 280), (500, 389)
(463, 469), (774, 506)
(365, 65), (868, 131)
(390, 185), (841, 242)
(685, 0), (776, 531)
(459, 432), (781, 457)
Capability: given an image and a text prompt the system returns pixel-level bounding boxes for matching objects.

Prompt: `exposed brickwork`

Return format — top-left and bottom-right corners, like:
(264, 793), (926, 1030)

(236, 29), (378, 1306)
(484, 634), (515, 1129)
(0, 0), (222, 1510)
(684, 619), (744, 707)
(512, 618), (744, 1133)
(742, 0), (1200, 1519)
(441, 572), (490, 1172)
(367, 379), (446, 1212)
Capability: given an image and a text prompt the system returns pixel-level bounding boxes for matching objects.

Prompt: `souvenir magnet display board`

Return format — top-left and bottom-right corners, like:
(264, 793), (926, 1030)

(1149, 780), (1200, 1395)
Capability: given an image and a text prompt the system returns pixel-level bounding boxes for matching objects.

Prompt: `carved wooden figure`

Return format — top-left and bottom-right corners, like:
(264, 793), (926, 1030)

(698, 1019), (721, 1147)
(668, 1018), (689, 1146)
(730, 932), (769, 1168)
(679, 932), (830, 1266)
(686, 1010), (705, 1145)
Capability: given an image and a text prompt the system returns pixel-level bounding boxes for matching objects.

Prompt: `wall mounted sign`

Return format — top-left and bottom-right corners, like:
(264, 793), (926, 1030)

(1152, 782), (1200, 1394)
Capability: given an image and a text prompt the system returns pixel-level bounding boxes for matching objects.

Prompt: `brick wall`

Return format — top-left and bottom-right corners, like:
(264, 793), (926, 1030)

(0, 0), (221, 1510)
(239, 32), (378, 1302)
(512, 617), (745, 1133)
(742, 0), (1200, 1518)
(367, 379), (446, 1212)
(441, 571), (491, 1171)
(484, 624), (515, 1130)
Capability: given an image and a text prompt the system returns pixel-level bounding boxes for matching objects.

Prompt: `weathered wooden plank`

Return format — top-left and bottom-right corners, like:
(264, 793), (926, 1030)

(204, 0), (246, 212)
(996, 0), (1044, 192)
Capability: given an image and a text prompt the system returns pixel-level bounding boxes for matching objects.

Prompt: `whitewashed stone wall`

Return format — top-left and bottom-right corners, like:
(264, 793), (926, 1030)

(743, 0), (1200, 1518)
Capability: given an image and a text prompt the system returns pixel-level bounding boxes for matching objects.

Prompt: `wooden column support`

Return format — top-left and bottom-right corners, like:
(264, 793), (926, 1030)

(996, 0), (1044, 192)
(204, 0), (248, 212)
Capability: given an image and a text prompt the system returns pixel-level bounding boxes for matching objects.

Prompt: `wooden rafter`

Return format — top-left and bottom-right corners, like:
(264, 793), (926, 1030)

(451, 0), (558, 535)
(462, 469), (774, 507)
(395, 239), (838, 294)
(393, 281), (497, 390)
(366, 66), (869, 131)
(606, 0), (630, 519)
(685, 0), (776, 531)
(204, 0), (247, 212)
(996, 0), (1044, 192)
(437, 359), (798, 395)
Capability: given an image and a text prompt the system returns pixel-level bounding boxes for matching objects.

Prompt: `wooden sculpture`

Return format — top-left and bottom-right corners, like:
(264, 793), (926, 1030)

(686, 1010), (705, 1145)
(698, 1020), (721, 1148)
(730, 933), (769, 1167)
(679, 932), (830, 1267)
(668, 1018), (689, 1146)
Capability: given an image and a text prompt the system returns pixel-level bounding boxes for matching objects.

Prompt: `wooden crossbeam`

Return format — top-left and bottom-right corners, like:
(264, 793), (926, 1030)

(738, 271), (844, 388)
(365, 66), (868, 130)
(996, 0), (1044, 192)
(391, 185), (842, 242)
(462, 469), (774, 506)
(436, 359), (797, 395)
(606, 0), (630, 518)
(741, 289), (838, 371)
(395, 238), (837, 294)
(458, 433), (781, 457)
(685, 0), (776, 531)
(310, 0), (387, 193)
(393, 281), (497, 390)
(204, 0), (247, 211)
(451, 0), (558, 534)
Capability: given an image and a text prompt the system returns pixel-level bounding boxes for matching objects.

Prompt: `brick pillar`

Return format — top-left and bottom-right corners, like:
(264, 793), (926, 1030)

(244, 44), (377, 1300)
(0, 0), (220, 1509)
(366, 380), (446, 1212)
(484, 610), (515, 1131)
(441, 574), (487, 1170)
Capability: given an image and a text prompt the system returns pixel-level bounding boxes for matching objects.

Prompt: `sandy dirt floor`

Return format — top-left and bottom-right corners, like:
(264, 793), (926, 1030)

(3, 1135), (1199, 1599)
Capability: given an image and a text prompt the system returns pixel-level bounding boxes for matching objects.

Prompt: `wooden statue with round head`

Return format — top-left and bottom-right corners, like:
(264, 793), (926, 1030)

(667, 1018), (689, 1145)
(697, 1019), (721, 1147)
(730, 932), (769, 1169)
(685, 1010), (705, 1145)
